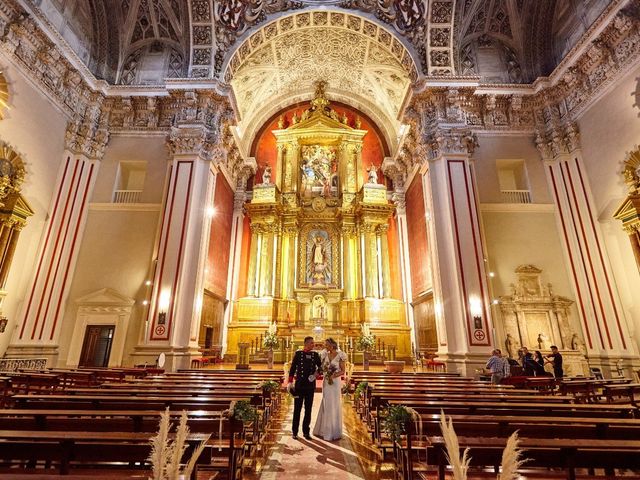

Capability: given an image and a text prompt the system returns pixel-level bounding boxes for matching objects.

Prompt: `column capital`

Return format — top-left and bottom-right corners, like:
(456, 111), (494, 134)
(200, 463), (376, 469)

(166, 125), (210, 158)
(432, 128), (479, 158)
(376, 224), (389, 235)
(392, 191), (406, 215)
(535, 122), (581, 162)
(381, 157), (406, 187)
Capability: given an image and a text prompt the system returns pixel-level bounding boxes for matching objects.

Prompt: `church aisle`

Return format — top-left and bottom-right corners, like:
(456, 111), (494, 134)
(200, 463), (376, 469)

(247, 392), (393, 480)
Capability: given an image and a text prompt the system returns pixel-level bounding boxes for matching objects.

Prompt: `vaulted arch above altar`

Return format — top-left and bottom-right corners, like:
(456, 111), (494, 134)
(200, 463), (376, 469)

(224, 10), (416, 154)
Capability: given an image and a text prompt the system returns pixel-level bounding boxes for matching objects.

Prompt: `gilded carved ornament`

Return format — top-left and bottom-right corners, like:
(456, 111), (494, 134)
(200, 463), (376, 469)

(0, 142), (26, 204)
(622, 147), (640, 194)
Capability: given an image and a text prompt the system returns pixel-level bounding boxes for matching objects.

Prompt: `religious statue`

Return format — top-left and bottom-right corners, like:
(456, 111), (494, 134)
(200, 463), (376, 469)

(308, 232), (331, 285)
(262, 164), (272, 185)
(367, 165), (378, 184)
(505, 333), (515, 358)
(277, 115), (285, 129)
(341, 112), (348, 125)
(355, 116), (362, 129)
(291, 111), (299, 125)
(571, 333), (587, 356)
(312, 295), (327, 319)
(537, 332), (550, 350)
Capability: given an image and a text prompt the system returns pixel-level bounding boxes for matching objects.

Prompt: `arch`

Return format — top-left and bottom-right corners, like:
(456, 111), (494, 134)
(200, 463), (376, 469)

(224, 10), (417, 154)
(239, 86), (397, 158)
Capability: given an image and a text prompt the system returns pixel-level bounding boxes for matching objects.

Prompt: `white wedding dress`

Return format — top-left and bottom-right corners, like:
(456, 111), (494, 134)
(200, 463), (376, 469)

(313, 349), (347, 441)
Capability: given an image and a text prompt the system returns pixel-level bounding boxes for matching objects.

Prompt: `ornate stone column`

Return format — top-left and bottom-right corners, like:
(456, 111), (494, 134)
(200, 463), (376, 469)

(258, 224), (276, 297)
(133, 123), (216, 371)
(423, 128), (493, 372)
(11, 114), (108, 362)
(361, 222), (380, 299)
(341, 223), (358, 300)
(246, 225), (260, 297)
(537, 123), (637, 361)
(0, 222), (23, 288)
(280, 221), (298, 300)
(378, 224), (392, 298)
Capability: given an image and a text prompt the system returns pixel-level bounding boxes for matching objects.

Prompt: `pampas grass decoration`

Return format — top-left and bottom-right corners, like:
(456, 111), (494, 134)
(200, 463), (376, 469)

(148, 408), (211, 480)
(439, 409), (470, 480)
(149, 408), (171, 480)
(498, 431), (527, 480)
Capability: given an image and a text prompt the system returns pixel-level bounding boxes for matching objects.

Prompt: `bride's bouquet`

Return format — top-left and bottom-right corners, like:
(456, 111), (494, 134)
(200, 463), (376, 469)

(321, 363), (338, 385)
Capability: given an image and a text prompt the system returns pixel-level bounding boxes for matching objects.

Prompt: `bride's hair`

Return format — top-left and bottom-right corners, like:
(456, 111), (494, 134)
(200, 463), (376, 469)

(325, 338), (338, 350)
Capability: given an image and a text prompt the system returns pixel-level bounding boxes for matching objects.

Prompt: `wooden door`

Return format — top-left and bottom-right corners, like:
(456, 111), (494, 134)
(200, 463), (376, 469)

(79, 325), (115, 367)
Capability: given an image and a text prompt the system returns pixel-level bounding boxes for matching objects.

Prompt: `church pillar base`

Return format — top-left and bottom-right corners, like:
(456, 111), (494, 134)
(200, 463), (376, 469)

(4, 345), (59, 368)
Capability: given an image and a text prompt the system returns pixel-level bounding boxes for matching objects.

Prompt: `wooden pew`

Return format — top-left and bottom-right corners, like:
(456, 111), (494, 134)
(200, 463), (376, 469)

(0, 409), (245, 479)
(395, 414), (640, 480)
(10, 393), (259, 411)
(0, 430), (210, 477)
(424, 436), (640, 480)
(602, 382), (640, 407)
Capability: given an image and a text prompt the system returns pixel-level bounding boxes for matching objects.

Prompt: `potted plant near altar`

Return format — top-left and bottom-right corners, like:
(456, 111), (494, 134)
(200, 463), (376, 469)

(262, 322), (279, 369)
(356, 324), (375, 371)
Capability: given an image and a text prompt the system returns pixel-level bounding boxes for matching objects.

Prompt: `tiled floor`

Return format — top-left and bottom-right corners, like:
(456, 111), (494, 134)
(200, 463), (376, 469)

(246, 392), (395, 480)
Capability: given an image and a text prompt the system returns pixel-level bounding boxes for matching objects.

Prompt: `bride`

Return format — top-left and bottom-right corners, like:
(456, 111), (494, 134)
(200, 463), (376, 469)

(313, 338), (347, 441)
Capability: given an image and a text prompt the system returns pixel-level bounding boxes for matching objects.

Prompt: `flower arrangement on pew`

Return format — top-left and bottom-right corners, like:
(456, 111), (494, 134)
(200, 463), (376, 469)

(438, 409), (528, 480)
(382, 404), (421, 443)
(228, 399), (259, 423)
(259, 379), (280, 394)
(148, 408), (209, 480)
(353, 381), (368, 400)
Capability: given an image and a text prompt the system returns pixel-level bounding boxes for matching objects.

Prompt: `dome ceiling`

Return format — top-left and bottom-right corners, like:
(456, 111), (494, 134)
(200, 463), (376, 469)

(226, 11), (415, 137)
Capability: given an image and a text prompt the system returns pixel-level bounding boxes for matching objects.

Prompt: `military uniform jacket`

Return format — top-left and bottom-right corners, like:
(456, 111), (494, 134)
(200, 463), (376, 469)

(289, 349), (321, 392)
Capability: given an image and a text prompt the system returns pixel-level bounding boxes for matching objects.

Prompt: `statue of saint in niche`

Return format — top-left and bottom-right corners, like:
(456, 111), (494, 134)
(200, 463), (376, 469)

(300, 145), (337, 198)
(312, 294), (327, 319)
(306, 230), (332, 286)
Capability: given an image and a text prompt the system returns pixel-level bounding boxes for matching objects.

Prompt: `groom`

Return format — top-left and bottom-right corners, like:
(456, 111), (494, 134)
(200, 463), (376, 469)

(288, 336), (321, 440)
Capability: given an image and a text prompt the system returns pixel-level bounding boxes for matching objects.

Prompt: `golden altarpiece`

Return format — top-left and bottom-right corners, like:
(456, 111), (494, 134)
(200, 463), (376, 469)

(226, 85), (412, 360)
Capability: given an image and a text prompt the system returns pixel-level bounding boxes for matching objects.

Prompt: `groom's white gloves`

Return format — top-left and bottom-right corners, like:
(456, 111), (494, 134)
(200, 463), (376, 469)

(286, 383), (295, 394)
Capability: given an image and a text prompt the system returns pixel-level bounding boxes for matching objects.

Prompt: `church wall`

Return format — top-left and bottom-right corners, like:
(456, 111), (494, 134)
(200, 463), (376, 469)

(57, 209), (159, 366)
(237, 215), (251, 298)
(90, 136), (168, 204)
(387, 215), (402, 300)
(0, 60), (68, 357)
(576, 62), (640, 353)
(205, 174), (234, 297)
(405, 175), (430, 298)
(472, 133), (582, 350)
(473, 135), (552, 204)
(481, 210), (581, 345)
(53, 135), (167, 366)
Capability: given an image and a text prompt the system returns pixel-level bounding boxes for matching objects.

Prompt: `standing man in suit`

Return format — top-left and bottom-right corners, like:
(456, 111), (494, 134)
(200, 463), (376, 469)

(288, 336), (321, 440)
